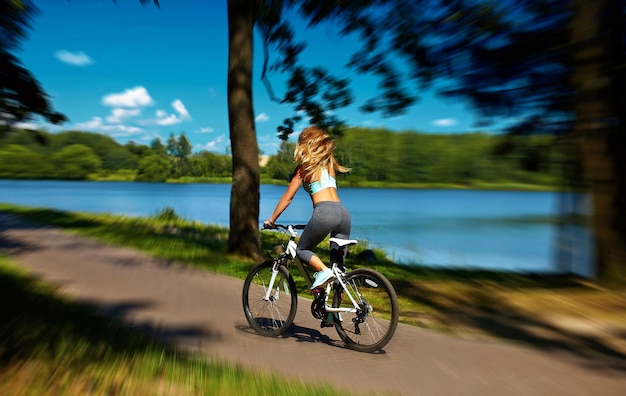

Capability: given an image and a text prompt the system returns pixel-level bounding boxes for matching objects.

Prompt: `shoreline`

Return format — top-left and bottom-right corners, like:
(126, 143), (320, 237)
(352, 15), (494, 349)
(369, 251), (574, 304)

(3, 176), (573, 192)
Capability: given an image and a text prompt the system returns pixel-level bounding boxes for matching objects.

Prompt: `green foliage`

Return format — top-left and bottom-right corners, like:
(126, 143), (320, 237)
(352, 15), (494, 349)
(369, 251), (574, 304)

(50, 144), (102, 180)
(136, 155), (170, 182)
(150, 137), (167, 155)
(264, 140), (296, 180)
(0, 144), (51, 179)
(0, 0), (67, 130)
(335, 128), (566, 188)
(166, 132), (191, 158)
(0, 127), (564, 188)
(188, 151), (231, 178)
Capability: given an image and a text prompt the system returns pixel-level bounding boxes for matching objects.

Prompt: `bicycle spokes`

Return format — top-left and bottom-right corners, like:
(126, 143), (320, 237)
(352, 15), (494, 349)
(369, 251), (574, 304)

(331, 268), (399, 353)
(242, 260), (298, 337)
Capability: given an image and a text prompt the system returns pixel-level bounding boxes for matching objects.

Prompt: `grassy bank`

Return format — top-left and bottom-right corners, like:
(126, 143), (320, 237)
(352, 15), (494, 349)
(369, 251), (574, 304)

(84, 172), (562, 192)
(1, 203), (625, 389)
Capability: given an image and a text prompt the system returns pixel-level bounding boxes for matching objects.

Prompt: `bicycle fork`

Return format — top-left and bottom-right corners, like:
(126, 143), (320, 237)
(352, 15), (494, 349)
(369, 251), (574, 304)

(263, 239), (297, 302)
(263, 260), (282, 301)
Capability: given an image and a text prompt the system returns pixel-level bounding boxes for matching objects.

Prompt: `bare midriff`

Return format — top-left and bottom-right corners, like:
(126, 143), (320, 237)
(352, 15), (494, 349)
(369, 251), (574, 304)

(310, 187), (341, 205)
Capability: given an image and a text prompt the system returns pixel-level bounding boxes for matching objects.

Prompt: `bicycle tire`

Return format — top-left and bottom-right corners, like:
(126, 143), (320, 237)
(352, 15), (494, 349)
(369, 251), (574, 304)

(331, 268), (399, 352)
(242, 259), (298, 337)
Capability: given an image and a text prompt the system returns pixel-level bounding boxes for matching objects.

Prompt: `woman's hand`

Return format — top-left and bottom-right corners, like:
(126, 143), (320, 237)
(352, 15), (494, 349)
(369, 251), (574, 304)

(263, 219), (275, 229)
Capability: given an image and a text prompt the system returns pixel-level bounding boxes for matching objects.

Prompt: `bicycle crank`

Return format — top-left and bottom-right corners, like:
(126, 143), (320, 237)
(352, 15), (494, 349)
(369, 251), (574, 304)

(310, 289), (326, 319)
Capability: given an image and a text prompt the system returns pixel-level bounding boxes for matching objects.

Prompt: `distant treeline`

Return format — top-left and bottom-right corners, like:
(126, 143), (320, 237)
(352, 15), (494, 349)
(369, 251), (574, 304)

(0, 130), (231, 182)
(265, 127), (568, 188)
(1, 128), (567, 188)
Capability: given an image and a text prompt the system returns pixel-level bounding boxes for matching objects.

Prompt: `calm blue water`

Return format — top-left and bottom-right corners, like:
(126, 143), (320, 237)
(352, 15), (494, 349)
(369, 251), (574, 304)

(0, 180), (593, 276)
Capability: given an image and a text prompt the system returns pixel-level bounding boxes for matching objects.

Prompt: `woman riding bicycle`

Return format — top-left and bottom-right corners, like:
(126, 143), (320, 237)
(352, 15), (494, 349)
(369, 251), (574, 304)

(263, 126), (351, 290)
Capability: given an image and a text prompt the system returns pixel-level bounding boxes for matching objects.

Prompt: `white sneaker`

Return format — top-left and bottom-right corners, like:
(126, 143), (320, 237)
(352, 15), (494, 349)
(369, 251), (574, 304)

(311, 268), (334, 290)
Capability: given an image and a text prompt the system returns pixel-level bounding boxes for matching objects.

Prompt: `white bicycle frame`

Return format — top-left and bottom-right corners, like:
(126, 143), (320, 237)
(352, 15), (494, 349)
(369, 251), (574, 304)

(262, 225), (363, 316)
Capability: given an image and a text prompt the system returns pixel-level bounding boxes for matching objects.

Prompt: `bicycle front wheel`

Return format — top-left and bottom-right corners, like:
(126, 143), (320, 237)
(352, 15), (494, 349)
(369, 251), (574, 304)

(331, 268), (399, 353)
(242, 260), (298, 337)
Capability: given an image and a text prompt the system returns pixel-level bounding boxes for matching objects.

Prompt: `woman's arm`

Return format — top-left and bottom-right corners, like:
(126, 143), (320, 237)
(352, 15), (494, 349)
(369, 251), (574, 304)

(263, 167), (302, 228)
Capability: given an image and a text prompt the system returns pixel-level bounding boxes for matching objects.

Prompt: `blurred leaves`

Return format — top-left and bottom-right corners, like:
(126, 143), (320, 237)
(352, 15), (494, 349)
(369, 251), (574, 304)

(256, 1), (585, 140)
(0, 0), (67, 135)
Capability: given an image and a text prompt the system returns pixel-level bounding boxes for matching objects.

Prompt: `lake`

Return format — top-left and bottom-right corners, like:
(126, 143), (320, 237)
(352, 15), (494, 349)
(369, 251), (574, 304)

(0, 180), (594, 277)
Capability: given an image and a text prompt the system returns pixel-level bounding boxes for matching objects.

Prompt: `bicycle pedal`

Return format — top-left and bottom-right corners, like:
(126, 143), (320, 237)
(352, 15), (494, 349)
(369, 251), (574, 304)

(311, 287), (324, 295)
(320, 320), (334, 328)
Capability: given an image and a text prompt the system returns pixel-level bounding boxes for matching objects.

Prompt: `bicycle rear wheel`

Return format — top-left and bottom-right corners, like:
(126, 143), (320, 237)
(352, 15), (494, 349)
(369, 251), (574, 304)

(331, 268), (399, 353)
(242, 260), (298, 337)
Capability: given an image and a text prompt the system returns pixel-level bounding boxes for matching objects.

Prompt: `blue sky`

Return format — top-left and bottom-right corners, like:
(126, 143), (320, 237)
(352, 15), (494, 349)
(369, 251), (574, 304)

(17, 0), (503, 155)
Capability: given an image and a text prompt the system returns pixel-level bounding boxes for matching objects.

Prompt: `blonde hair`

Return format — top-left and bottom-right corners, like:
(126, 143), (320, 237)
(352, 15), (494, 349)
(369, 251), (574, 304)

(293, 126), (350, 182)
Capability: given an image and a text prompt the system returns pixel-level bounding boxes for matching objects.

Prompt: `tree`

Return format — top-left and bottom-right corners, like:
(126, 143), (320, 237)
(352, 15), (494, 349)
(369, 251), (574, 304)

(568, 0), (626, 282)
(227, 0), (263, 258)
(165, 132), (192, 159)
(0, 0), (66, 136)
(265, 140), (296, 180)
(0, 144), (50, 178)
(136, 155), (170, 182)
(50, 144), (101, 180)
(150, 137), (167, 156)
(190, 151), (231, 178)
(165, 132), (192, 178)
(45, 130), (139, 171)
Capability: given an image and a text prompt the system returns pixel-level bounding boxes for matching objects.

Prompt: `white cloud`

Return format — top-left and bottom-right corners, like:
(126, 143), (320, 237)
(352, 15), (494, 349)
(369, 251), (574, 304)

(432, 118), (458, 127)
(255, 113), (269, 122)
(106, 108), (141, 123)
(154, 114), (183, 126)
(148, 100), (192, 126)
(199, 127), (214, 133)
(54, 50), (94, 66)
(172, 99), (191, 120)
(102, 124), (144, 135)
(75, 116), (143, 136)
(102, 86), (154, 108)
(75, 117), (105, 130)
(198, 135), (226, 152)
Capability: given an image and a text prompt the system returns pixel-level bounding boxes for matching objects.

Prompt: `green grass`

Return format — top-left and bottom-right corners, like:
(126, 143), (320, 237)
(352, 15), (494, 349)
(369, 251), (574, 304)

(0, 257), (346, 396)
(86, 174), (562, 192)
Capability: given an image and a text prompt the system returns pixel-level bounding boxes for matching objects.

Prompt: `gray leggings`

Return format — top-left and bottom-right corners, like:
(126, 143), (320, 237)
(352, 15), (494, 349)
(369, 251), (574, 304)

(297, 201), (351, 267)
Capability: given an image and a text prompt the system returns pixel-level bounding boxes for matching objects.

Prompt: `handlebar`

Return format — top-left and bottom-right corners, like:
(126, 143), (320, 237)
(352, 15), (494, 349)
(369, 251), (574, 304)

(262, 223), (306, 231)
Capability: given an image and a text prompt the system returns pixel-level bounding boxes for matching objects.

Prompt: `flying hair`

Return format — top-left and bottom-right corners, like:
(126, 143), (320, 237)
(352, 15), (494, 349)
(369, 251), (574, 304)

(294, 126), (350, 182)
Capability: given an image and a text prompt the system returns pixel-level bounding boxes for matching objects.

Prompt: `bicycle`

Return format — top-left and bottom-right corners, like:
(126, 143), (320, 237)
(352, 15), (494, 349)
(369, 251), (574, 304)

(242, 223), (399, 353)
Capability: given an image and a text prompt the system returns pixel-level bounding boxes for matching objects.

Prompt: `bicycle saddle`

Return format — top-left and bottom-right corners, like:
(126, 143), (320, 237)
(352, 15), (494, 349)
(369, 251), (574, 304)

(329, 237), (358, 247)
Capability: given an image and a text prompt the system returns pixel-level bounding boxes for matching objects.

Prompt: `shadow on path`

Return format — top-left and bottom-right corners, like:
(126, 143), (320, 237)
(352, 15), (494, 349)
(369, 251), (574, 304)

(394, 278), (626, 374)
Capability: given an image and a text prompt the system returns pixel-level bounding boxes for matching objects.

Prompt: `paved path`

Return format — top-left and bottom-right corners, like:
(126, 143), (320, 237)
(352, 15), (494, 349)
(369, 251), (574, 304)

(1, 211), (625, 395)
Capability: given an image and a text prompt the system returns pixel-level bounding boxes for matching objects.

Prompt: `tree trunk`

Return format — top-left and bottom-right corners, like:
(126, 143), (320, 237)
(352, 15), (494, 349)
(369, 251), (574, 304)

(226, 0), (263, 260)
(570, 0), (626, 284)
